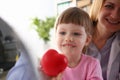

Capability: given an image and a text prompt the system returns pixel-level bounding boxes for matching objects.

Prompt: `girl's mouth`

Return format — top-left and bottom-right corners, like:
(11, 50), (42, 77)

(63, 43), (76, 47)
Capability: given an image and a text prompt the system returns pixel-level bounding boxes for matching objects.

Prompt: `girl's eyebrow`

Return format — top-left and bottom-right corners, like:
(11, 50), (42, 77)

(58, 28), (65, 30)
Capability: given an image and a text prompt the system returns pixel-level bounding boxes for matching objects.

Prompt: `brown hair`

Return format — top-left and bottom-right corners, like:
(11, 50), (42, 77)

(54, 7), (93, 35)
(89, 0), (105, 26)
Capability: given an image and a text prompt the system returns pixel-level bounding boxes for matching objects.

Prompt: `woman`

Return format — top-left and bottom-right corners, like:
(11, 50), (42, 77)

(85, 0), (120, 80)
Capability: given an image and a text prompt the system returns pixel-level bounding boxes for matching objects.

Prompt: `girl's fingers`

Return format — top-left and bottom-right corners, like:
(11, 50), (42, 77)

(51, 73), (63, 80)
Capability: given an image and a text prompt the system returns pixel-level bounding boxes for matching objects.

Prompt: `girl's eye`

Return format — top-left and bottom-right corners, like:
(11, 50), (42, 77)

(73, 32), (81, 36)
(59, 32), (66, 35)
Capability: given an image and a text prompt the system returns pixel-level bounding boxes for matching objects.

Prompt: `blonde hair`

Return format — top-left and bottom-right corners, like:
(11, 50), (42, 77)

(89, 0), (105, 26)
(54, 7), (93, 35)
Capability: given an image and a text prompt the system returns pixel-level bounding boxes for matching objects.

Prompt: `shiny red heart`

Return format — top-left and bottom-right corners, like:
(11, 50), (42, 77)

(41, 49), (68, 76)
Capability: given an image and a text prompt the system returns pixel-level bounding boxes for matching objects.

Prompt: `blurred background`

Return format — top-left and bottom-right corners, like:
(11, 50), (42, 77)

(0, 0), (93, 79)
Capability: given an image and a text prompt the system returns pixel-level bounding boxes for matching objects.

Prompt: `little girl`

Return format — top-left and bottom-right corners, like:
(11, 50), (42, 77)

(40, 7), (103, 80)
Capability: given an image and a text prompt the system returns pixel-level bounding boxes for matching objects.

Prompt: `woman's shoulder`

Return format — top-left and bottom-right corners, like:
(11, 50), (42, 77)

(113, 31), (120, 42)
(115, 31), (120, 37)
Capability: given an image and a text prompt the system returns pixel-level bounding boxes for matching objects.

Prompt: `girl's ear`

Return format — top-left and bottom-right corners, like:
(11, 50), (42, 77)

(85, 35), (92, 46)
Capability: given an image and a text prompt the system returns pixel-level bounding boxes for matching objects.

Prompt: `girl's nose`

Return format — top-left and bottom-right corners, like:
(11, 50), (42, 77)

(65, 37), (73, 42)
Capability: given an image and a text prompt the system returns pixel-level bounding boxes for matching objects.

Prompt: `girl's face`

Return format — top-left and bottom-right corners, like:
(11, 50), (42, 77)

(98, 0), (120, 33)
(56, 23), (90, 57)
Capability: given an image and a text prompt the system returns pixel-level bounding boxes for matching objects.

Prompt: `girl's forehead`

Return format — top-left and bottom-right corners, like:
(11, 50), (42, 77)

(57, 24), (85, 31)
(57, 23), (83, 28)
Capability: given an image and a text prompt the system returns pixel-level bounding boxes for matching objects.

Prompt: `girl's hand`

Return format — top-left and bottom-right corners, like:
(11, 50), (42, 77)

(51, 73), (63, 80)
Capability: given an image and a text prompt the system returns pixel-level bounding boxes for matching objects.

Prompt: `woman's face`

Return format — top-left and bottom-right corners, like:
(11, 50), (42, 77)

(56, 23), (90, 57)
(98, 0), (120, 33)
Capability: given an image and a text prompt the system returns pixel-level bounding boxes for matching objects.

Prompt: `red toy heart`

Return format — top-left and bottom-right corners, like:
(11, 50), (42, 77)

(41, 49), (68, 76)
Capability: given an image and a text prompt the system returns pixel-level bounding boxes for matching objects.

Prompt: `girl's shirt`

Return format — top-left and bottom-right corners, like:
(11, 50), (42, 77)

(62, 54), (103, 80)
